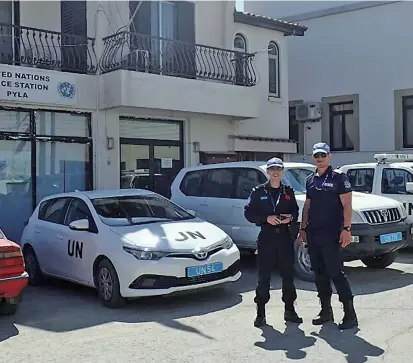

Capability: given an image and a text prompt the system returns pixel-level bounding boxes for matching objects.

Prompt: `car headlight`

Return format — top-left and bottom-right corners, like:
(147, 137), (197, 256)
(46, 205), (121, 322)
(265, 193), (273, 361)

(219, 236), (234, 249)
(123, 246), (169, 261)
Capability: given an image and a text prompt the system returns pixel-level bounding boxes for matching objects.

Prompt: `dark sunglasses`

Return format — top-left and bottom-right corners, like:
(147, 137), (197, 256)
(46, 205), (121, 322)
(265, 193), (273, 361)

(313, 153), (328, 159)
(268, 166), (284, 171)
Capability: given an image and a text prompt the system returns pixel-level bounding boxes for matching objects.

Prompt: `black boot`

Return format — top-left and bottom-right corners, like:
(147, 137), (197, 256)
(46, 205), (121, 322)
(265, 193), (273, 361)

(284, 303), (303, 324)
(338, 299), (358, 330)
(254, 304), (266, 327)
(312, 298), (334, 325)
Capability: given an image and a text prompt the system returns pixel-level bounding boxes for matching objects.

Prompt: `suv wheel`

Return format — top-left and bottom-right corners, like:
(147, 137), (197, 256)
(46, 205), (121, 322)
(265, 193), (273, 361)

(294, 240), (315, 282)
(361, 251), (397, 269)
(96, 259), (125, 309)
(23, 247), (44, 286)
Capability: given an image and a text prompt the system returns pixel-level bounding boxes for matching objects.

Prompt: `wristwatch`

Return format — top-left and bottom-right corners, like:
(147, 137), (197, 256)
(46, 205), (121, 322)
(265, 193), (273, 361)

(343, 226), (351, 232)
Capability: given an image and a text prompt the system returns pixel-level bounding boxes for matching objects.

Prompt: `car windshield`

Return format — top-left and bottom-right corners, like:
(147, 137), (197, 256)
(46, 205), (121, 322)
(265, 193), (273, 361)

(91, 194), (195, 227)
(282, 168), (314, 194)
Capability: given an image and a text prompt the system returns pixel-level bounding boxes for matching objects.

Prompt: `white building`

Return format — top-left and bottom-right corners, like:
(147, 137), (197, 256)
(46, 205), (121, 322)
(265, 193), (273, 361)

(0, 0), (306, 241)
(245, 1), (413, 166)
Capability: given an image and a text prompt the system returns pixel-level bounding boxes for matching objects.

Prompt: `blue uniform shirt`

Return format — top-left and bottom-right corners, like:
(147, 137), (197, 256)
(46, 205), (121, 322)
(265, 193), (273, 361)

(306, 166), (352, 232)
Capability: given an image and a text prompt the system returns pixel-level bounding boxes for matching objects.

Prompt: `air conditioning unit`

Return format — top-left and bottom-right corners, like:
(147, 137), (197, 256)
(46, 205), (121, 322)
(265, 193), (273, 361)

(295, 102), (322, 122)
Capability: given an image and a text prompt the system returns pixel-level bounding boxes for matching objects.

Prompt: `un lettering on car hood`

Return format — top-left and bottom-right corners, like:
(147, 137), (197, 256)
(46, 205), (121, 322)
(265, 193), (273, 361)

(109, 220), (228, 251)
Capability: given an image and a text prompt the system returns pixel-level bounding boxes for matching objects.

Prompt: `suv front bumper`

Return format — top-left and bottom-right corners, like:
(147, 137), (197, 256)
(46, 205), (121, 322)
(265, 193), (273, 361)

(342, 220), (413, 261)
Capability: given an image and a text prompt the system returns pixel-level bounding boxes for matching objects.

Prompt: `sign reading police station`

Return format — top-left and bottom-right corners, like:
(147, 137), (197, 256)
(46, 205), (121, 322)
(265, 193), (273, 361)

(0, 66), (77, 105)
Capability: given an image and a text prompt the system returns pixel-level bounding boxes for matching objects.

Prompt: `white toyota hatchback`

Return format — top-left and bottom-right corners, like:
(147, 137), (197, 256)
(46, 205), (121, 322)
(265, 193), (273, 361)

(20, 189), (241, 308)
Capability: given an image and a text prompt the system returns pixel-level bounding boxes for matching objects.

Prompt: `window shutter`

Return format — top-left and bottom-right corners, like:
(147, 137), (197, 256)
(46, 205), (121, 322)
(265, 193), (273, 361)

(61, 1), (87, 73)
(61, 1), (86, 36)
(175, 1), (195, 44)
(131, 1), (151, 35)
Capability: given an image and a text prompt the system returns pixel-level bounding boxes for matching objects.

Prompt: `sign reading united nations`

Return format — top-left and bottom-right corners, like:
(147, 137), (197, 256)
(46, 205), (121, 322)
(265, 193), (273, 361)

(0, 65), (78, 106)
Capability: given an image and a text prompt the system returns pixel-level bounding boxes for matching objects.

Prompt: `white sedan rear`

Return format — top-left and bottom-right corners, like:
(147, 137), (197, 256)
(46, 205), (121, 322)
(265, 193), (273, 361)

(20, 189), (241, 308)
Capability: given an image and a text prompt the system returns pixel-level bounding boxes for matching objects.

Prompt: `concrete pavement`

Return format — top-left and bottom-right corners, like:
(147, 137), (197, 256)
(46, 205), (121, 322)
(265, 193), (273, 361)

(1, 251), (413, 363)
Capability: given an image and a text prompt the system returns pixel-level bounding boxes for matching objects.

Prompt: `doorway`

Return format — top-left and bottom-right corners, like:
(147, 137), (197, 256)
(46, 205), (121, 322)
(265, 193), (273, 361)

(119, 118), (184, 198)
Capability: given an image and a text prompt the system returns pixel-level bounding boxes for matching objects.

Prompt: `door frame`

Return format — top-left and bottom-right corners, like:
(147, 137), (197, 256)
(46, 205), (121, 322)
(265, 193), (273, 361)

(119, 118), (184, 193)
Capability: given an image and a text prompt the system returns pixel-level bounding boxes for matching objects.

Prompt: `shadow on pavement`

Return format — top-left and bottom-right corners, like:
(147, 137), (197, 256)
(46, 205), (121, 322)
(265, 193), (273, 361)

(4, 257), (258, 335)
(311, 324), (385, 363)
(243, 248), (413, 296)
(0, 322), (18, 342)
(255, 322), (316, 359)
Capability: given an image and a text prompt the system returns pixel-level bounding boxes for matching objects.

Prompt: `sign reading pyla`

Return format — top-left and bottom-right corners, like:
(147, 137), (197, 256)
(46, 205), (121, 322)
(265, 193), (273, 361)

(0, 66), (77, 105)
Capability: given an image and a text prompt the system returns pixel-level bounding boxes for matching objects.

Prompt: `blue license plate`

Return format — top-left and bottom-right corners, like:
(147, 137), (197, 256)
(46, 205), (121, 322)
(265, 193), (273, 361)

(379, 232), (403, 244)
(186, 262), (223, 277)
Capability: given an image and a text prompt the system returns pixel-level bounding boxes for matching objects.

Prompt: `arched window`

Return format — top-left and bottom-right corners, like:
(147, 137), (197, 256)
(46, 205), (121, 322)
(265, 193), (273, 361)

(268, 42), (280, 97)
(234, 33), (247, 52)
(233, 33), (248, 85)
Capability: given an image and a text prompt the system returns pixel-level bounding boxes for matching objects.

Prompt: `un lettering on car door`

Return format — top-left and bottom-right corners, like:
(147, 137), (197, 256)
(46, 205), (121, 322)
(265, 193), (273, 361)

(68, 240), (83, 259)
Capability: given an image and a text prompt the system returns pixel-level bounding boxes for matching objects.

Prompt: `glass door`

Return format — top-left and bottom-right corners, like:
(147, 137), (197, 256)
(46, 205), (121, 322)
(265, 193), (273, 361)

(0, 139), (32, 242)
(153, 145), (181, 198)
(120, 144), (151, 190)
(120, 143), (183, 198)
(36, 141), (91, 204)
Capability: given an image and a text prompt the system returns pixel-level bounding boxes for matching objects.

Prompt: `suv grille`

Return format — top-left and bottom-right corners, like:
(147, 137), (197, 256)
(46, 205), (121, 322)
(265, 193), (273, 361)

(362, 208), (401, 224)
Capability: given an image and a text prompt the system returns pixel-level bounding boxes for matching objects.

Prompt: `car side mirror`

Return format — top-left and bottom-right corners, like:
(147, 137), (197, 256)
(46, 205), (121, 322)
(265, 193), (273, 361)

(406, 182), (413, 194)
(69, 219), (89, 231)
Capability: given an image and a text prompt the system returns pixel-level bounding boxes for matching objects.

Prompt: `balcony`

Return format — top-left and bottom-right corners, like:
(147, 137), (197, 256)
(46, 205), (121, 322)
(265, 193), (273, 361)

(0, 23), (97, 75)
(100, 31), (257, 86)
(99, 31), (260, 119)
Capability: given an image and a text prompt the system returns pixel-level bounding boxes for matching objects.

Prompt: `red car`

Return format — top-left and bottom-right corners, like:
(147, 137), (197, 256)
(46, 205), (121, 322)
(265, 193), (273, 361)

(0, 229), (28, 315)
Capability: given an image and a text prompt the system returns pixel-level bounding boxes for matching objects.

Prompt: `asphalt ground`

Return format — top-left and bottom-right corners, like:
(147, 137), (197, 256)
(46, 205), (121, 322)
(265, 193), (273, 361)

(1, 250), (413, 363)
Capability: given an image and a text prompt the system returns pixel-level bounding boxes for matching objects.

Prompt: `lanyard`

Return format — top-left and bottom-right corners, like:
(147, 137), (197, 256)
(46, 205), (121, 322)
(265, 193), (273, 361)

(269, 188), (282, 213)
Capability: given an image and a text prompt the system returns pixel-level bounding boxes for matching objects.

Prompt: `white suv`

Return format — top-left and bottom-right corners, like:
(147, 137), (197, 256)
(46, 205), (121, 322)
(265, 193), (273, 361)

(170, 161), (413, 281)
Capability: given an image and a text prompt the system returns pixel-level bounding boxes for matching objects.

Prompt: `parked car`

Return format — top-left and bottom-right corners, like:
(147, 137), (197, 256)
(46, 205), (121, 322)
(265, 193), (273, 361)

(339, 153), (413, 223)
(0, 229), (29, 315)
(170, 161), (413, 281)
(20, 189), (241, 308)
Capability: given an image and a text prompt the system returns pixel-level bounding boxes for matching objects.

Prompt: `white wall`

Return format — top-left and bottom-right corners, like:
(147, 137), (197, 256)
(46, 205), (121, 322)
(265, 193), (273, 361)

(245, 1), (359, 19)
(282, 1), (413, 163)
(224, 3), (291, 141)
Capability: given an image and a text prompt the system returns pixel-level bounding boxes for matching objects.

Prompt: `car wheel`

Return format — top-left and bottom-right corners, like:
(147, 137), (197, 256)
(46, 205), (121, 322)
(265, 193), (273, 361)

(294, 240), (315, 282)
(23, 246), (44, 286)
(361, 251), (397, 269)
(96, 259), (125, 309)
(0, 299), (19, 316)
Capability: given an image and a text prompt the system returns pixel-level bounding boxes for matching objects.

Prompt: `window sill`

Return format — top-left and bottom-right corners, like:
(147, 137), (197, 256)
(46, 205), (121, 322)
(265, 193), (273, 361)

(268, 95), (282, 103)
(329, 149), (356, 153)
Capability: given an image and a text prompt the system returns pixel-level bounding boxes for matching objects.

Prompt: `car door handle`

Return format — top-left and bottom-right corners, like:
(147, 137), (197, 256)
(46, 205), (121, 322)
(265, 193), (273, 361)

(232, 205), (243, 208)
(57, 235), (63, 240)
(200, 203), (208, 206)
(34, 229), (40, 234)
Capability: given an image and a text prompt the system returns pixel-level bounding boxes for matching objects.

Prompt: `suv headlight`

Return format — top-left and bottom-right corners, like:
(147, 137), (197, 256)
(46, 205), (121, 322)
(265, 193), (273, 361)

(123, 246), (169, 260)
(218, 236), (234, 249)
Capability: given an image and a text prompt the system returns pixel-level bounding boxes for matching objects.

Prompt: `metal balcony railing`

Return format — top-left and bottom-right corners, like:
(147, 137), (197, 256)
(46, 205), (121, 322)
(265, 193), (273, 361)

(0, 23), (97, 74)
(100, 31), (257, 87)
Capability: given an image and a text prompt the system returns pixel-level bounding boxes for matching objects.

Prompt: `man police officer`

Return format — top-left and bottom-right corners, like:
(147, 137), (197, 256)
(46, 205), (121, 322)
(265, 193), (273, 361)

(298, 142), (358, 330)
(244, 157), (302, 327)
